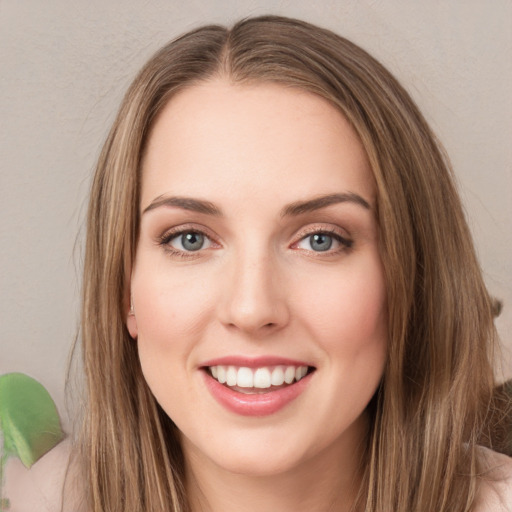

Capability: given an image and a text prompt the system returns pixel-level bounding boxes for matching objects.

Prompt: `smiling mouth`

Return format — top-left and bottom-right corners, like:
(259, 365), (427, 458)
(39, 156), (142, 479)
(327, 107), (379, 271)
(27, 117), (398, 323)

(204, 365), (316, 394)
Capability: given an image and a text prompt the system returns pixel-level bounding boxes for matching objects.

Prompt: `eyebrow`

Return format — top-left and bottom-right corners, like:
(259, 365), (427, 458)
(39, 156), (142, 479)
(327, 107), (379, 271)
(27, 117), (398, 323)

(142, 192), (371, 217)
(280, 193), (371, 216)
(143, 196), (222, 216)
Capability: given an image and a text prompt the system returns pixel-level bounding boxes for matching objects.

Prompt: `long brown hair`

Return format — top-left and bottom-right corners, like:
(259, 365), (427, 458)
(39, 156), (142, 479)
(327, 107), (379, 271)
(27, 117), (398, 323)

(77, 15), (501, 511)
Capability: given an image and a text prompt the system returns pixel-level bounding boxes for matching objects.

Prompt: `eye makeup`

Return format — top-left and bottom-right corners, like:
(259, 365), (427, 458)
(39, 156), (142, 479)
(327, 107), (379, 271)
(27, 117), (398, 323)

(156, 222), (353, 261)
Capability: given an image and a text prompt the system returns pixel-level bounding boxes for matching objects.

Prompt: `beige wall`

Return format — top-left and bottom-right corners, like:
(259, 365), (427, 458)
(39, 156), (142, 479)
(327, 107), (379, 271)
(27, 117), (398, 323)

(1, 0), (511, 425)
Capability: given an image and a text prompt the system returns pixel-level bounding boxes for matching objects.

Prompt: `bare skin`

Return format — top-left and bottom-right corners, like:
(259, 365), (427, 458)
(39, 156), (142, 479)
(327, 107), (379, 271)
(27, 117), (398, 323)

(5, 81), (512, 512)
(184, 416), (366, 512)
(128, 80), (387, 512)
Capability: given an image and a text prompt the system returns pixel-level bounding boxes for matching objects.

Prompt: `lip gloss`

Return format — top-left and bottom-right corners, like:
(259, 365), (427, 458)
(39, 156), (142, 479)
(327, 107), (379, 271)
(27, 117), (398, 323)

(201, 356), (311, 368)
(202, 369), (313, 417)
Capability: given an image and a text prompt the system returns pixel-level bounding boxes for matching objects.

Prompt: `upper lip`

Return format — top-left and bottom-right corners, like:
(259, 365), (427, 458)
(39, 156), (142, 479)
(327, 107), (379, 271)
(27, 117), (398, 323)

(200, 356), (314, 369)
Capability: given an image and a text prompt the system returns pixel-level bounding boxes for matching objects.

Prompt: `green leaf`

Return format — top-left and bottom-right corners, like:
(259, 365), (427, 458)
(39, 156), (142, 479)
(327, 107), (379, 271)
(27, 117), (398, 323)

(0, 373), (64, 468)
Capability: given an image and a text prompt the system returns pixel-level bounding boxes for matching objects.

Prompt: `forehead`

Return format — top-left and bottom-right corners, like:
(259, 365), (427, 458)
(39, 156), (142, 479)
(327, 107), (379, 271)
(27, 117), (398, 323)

(141, 79), (375, 211)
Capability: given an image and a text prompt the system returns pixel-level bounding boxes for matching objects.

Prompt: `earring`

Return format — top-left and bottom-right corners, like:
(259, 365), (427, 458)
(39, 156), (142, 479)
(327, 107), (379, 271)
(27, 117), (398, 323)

(129, 298), (135, 316)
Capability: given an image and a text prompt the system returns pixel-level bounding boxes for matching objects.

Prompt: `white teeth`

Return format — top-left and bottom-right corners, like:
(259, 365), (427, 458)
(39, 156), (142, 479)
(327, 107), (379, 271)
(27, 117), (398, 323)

(253, 368), (271, 388)
(284, 366), (295, 384)
(217, 365), (226, 384)
(271, 366), (285, 386)
(226, 366), (237, 386)
(237, 367), (253, 388)
(208, 364), (310, 389)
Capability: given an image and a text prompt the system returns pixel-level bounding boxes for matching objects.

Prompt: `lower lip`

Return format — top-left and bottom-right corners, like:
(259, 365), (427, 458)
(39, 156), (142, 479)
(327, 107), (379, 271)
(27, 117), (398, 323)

(202, 370), (313, 417)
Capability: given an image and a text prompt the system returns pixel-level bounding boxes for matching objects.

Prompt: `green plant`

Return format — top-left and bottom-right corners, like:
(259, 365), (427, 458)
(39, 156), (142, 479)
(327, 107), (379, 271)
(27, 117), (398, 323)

(0, 373), (65, 511)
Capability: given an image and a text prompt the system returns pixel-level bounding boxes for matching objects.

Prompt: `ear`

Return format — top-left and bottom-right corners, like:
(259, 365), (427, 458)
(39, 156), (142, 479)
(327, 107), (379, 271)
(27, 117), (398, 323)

(126, 297), (138, 339)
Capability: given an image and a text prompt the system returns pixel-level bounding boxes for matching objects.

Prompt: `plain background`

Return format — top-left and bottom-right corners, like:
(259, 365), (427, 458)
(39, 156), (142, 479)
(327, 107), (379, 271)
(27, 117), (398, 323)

(1, 0), (511, 428)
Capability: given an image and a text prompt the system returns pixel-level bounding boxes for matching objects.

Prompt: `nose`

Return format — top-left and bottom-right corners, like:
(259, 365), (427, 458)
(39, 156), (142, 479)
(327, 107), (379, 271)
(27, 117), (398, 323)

(218, 249), (290, 336)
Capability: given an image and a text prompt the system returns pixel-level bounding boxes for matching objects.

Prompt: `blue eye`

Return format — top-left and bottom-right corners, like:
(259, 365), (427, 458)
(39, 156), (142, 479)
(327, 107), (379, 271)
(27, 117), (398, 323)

(169, 231), (211, 252)
(308, 233), (333, 252)
(295, 231), (352, 253)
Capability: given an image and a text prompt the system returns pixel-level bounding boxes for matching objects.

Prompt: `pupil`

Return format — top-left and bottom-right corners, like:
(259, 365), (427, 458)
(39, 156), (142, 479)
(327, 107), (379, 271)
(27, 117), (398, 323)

(182, 232), (204, 251)
(311, 233), (332, 251)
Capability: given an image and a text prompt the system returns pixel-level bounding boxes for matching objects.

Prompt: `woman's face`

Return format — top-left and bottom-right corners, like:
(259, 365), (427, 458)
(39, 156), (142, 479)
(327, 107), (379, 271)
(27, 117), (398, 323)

(128, 80), (387, 477)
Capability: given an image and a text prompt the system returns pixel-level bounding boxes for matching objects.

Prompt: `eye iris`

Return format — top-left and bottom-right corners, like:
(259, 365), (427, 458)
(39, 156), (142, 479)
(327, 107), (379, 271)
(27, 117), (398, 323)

(310, 233), (332, 251)
(182, 232), (204, 251)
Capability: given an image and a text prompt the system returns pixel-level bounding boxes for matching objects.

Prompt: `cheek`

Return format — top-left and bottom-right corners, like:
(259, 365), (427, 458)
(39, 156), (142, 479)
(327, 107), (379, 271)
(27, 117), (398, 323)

(133, 279), (209, 420)
(309, 260), (387, 419)
(131, 264), (218, 396)
(133, 264), (215, 346)
(295, 254), (388, 415)
(301, 258), (388, 354)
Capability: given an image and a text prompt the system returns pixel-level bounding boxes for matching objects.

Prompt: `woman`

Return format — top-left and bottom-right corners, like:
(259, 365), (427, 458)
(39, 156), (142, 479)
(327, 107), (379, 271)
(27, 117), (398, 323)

(6, 15), (512, 512)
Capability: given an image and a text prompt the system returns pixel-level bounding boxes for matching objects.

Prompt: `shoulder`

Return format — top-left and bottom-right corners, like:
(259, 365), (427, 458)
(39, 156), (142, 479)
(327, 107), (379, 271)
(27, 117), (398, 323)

(3, 439), (85, 512)
(473, 446), (512, 512)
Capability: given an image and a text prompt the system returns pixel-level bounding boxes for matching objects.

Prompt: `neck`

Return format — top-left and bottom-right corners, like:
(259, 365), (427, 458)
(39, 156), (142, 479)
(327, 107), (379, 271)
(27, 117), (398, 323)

(183, 416), (367, 512)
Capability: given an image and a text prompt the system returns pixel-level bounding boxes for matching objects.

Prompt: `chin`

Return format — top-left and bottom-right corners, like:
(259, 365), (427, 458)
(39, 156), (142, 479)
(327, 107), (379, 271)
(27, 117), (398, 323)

(180, 423), (340, 480)
(210, 446), (309, 477)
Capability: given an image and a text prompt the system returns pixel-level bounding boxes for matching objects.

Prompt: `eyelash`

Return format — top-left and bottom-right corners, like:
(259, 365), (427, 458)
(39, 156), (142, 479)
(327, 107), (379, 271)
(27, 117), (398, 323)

(158, 224), (218, 259)
(158, 225), (353, 259)
(292, 227), (353, 256)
